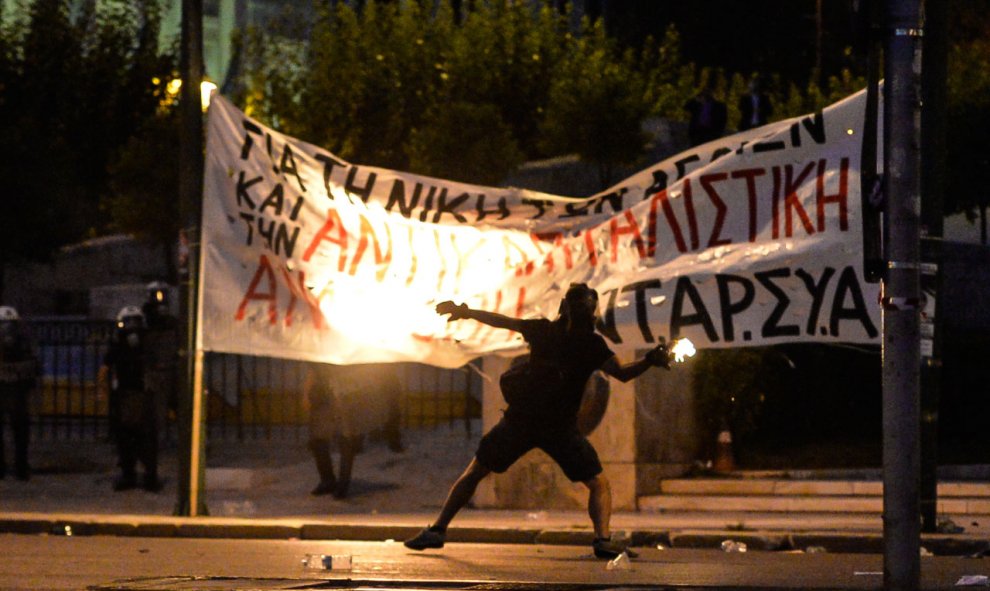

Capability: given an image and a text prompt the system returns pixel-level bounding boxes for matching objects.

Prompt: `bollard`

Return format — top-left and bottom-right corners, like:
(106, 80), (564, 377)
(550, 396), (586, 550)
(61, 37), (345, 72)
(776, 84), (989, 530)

(714, 429), (735, 472)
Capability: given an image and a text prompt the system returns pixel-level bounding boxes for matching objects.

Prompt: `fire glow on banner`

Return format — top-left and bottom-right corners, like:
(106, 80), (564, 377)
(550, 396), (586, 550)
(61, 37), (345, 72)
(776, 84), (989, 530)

(199, 91), (880, 368)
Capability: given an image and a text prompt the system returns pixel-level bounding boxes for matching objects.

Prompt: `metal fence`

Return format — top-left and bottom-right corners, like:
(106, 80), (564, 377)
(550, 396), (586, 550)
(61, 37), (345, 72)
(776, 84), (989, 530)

(25, 318), (481, 442)
(30, 318), (114, 441)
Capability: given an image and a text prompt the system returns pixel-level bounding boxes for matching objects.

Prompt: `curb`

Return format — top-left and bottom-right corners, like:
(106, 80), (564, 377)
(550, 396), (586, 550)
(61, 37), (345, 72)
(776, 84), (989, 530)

(667, 530), (990, 556)
(2, 516), (987, 556)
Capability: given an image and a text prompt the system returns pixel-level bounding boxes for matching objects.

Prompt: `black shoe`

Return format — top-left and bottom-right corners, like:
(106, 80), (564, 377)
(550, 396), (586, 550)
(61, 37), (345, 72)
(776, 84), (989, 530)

(113, 475), (138, 492)
(331, 481), (351, 499)
(592, 536), (629, 560)
(404, 526), (446, 550)
(142, 476), (164, 493)
(310, 480), (337, 496)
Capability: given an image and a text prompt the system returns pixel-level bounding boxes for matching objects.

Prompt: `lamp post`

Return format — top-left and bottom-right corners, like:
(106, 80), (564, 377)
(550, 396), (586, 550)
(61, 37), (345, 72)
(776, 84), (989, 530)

(176, 0), (207, 517)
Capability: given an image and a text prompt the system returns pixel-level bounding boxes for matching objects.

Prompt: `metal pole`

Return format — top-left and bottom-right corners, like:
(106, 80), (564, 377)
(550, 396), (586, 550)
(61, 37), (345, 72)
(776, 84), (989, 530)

(919, 0), (947, 534)
(882, 0), (923, 589)
(175, 0), (207, 517)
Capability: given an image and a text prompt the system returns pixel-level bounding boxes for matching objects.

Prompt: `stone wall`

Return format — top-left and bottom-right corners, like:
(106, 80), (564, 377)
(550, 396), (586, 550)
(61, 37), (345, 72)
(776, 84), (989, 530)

(2, 234), (173, 318)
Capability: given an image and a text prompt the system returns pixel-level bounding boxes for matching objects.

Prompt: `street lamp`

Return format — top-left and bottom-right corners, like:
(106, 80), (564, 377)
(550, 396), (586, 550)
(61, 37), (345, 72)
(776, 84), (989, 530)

(200, 80), (218, 110)
(162, 78), (218, 112)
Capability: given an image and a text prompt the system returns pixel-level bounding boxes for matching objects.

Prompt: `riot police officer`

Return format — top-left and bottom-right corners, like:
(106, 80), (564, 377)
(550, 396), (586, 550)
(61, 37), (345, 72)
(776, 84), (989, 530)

(0, 306), (38, 481)
(99, 306), (162, 492)
(141, 281), (178, 442)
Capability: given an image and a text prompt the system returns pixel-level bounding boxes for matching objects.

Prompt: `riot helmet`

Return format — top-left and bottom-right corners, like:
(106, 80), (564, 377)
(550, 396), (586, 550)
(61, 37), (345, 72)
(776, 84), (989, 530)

(145, 281), (170, 320)
(116, 306), (145, 347)
(146, 281), (168, 305)
(0, 305), (20, 345)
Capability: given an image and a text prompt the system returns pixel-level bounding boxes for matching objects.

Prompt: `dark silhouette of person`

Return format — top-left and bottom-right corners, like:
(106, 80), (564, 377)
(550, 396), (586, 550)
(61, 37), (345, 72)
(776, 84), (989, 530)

(684, 83), (727, 146)
(99, 306), (163, 492)
(737, 77), (773, 131)
(0, 306), (38, 481)
(304, 364), (340, 497)
(141, 281), (178, 444)
(304, 363), (404, 498)
(403, 284), (672, 559)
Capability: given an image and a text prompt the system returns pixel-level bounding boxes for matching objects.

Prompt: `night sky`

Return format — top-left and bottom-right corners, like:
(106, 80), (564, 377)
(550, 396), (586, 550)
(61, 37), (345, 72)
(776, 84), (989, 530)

(595, 0), (862, 84)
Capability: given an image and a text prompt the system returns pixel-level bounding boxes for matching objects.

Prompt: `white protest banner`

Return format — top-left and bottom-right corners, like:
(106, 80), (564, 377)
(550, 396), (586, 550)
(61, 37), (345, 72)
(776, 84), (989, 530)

(199, 90), (879, 368)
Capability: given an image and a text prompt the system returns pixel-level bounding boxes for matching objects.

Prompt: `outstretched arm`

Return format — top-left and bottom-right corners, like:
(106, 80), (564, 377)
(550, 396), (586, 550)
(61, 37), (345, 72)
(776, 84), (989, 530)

(599, 342), (672, 383)
(435, 301), (526, 332)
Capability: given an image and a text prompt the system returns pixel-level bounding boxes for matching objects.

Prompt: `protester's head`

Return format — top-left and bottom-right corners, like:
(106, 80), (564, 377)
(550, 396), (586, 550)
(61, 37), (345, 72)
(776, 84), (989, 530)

(559, 283), (599, 331)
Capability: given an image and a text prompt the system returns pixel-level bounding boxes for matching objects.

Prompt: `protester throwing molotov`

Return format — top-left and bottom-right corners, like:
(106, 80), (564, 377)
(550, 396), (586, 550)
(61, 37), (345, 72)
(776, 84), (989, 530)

(403, 283), (676, 559)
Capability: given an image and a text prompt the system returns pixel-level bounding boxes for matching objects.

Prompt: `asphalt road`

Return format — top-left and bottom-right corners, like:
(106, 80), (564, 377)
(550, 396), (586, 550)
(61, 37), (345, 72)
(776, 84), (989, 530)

(3, 534), (989, 591)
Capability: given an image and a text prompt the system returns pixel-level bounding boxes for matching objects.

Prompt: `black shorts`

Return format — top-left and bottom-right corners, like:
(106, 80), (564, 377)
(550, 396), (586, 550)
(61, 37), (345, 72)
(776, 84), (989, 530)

(475, 416), (602, 482)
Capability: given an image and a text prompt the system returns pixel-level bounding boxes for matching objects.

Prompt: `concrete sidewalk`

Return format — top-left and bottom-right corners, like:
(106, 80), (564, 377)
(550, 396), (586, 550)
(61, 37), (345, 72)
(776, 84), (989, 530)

(3, 426), (989, 557)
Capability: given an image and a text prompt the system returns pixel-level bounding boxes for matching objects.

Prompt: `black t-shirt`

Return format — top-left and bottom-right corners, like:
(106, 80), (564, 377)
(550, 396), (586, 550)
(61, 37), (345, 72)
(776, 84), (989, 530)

(513, 318), (615, 424)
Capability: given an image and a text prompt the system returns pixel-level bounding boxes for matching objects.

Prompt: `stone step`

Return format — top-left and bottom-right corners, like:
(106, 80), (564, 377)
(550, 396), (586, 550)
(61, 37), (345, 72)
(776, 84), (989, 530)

(658, 479), (990, 498)
(639, 493), (990, 515)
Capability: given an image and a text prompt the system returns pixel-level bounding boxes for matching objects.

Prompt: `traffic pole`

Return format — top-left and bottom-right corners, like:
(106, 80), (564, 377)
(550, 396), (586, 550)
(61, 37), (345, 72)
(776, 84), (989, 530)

(882, 0), (923, 589)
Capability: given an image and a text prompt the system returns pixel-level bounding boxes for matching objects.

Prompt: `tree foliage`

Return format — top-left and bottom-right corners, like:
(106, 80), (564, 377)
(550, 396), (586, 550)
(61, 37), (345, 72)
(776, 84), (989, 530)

(106, 108), (181, 281)
(539, 19), (648, 187)
(0, 0), (176, 268)
(692, 348), (776, 448)
(235, 1), (682, 188)
(945, 4), (990, 243)
(407, 101), (523, 186)
(235, 1), (874, 193)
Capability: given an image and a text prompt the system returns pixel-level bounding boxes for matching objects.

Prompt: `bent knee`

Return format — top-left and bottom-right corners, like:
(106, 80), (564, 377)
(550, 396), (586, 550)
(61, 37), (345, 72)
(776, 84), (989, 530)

(465, 458), (493, 480)
(583, 472), (609, 490)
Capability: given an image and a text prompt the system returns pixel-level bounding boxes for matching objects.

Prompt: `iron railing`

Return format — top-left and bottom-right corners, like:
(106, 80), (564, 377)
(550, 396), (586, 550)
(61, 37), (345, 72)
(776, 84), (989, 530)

(25, 318), (480, 442)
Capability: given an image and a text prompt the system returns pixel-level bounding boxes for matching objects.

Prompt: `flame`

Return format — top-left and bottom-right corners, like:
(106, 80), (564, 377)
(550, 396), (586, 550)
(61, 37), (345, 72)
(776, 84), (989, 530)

(670, 338), (696, 363)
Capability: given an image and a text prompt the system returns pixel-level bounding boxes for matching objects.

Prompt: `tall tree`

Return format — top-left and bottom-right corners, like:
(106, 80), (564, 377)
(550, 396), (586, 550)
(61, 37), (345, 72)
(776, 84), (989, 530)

(540, 18), (648, 188)
(0, 0), (177, 283)
(106, 108), (182, 282)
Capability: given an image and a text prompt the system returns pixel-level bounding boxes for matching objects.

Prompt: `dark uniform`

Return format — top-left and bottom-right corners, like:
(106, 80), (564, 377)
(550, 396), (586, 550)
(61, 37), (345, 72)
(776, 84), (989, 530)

(142, 294), (178, 444)
(103, 310), (161, 492)
(0, 313), (37, 480)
